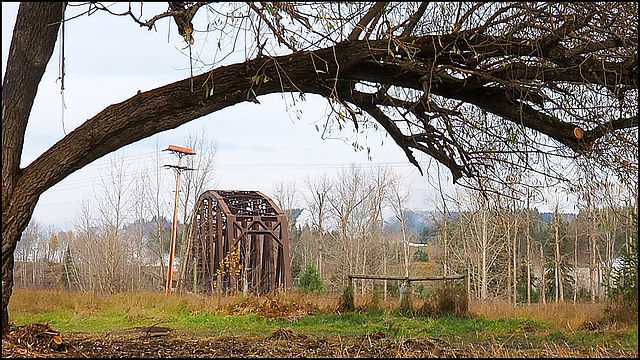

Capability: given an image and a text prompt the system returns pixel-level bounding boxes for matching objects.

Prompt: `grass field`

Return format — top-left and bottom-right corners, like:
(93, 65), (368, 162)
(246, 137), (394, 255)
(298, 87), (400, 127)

(5, 287), (638, 357)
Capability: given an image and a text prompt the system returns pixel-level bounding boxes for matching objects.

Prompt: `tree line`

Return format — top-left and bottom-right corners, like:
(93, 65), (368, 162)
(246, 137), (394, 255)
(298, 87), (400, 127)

(15, 161), (636, 306)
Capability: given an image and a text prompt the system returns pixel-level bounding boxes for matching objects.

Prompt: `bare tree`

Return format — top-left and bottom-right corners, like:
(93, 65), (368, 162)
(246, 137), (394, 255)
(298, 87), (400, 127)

(73, 196), (101, 293)
(131, 158), (150, 289)
(178, 129), (218, 235)
(431, 166), (453, 277)
(386, 172), (412, 279)
(511, 202), (521, 306)
(362, 166), (393, 293)
(597, 183), (624, 295)
(271, 180), (302, 272)
(449, 190), (507, 301)
(385, 168), (415, 303)
(271, 181), (300, 230)
(539, 242), (546, 304)
(95, 151), (137, 293)
(14, 220), (44, 288)
(494, 192), (521, 306)
(573, 219), (579, 304)
(551, 203), (565, 303)
(146, 139), (171, 284)
(327, 165), (372, 291)
(303, 174), (333, 279)
(525, 191), (533, 304)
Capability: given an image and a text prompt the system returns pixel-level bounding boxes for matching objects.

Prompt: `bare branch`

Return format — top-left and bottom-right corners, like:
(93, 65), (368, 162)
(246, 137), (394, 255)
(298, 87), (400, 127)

(400, 2), (428, 37)
(348, 2), (388, 41)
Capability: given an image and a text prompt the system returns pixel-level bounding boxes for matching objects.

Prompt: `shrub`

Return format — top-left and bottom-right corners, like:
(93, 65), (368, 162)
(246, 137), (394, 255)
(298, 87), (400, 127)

(419, 281), (468, 318)
(297, 262), (324, 293)
(413, 249), (429, 262)
(361, 286), (381, 311)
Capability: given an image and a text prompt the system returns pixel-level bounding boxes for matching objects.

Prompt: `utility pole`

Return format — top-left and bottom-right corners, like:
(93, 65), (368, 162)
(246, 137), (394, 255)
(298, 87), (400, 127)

(164, 145), (195, 295)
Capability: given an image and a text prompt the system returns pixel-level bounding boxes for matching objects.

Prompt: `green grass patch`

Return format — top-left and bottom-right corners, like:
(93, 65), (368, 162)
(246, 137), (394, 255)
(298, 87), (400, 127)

(7, 289), (637, 353)
(10, 307), (555, 341)
(18, 309), (632, 351)
(567, 326), (638, 350)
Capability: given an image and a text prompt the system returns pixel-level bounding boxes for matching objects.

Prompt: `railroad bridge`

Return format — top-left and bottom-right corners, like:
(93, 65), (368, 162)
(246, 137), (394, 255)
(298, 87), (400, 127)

(180, 190), (292, 294)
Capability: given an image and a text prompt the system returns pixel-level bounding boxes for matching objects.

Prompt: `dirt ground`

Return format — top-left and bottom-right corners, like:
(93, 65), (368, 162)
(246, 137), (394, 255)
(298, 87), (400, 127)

(2, 322), (638, 358)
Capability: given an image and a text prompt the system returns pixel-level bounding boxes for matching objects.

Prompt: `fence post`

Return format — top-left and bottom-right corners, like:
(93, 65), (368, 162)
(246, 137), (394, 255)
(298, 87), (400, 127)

(216, 273), (222, 307)
(400, 277), (412, 312)
(341, 275), (355, 312)
(348, 276), (353, 296)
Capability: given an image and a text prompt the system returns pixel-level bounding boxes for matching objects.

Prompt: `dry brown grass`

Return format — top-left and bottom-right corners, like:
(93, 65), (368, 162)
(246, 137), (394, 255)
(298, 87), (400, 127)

(470, 299), (612, 332)
(9, 287), (345, 320)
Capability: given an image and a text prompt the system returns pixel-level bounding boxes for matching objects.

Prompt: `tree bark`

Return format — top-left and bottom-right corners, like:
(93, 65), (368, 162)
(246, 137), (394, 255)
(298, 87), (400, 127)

(2, 2), (66, 336)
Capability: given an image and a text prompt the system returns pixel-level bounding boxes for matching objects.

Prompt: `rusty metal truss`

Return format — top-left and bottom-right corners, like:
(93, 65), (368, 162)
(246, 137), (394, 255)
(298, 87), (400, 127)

(180, 190), (292, 295)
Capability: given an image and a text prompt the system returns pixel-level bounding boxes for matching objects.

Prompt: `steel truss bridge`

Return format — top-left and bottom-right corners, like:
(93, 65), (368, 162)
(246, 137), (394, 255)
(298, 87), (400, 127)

(180, 190), (292, 294)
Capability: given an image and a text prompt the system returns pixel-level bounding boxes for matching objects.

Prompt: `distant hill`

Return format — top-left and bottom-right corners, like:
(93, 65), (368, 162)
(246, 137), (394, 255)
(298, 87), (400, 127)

(384, 210), (435, 234)
(539, 212), (577, 223)
(122, 216), (173, 235)
(385, 209), (578, 234)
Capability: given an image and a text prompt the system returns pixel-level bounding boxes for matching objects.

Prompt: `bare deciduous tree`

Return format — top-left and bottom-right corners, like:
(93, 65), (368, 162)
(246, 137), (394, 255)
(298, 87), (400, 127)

(303, 174), (333, 279)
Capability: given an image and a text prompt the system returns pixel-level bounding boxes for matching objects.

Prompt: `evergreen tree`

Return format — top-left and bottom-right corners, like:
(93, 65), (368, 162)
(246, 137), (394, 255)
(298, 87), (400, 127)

(61, 245), (77, 289)
(607, 212), (638, 311)
(414, 249), (429, 262)
(298, 262), (324, 293)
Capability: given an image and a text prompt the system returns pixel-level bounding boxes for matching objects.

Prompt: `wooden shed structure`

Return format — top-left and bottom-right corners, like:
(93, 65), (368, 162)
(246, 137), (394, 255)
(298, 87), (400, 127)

(180, 190), (292, 294)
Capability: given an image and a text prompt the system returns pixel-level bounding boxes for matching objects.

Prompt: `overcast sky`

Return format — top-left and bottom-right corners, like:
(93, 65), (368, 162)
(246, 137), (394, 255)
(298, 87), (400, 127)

(4, 3), (474, 229)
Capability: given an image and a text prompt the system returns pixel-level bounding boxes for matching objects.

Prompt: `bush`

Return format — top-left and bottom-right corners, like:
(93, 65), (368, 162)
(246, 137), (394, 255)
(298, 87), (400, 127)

(413, 249), (429, 262)
(297, 262), (324, 293)
(418, 281), (468, 318)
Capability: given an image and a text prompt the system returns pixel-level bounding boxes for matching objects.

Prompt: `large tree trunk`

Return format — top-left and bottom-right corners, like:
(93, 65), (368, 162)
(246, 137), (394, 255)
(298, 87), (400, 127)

(2, 2), (66, 336)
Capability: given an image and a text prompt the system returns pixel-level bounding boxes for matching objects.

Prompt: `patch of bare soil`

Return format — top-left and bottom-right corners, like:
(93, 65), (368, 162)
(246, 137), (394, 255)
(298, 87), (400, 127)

(2, 323), (638, 358)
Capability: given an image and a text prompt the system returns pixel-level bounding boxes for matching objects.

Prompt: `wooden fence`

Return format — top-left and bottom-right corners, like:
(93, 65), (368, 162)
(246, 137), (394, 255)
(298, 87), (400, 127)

(346, 270), (469, 309)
